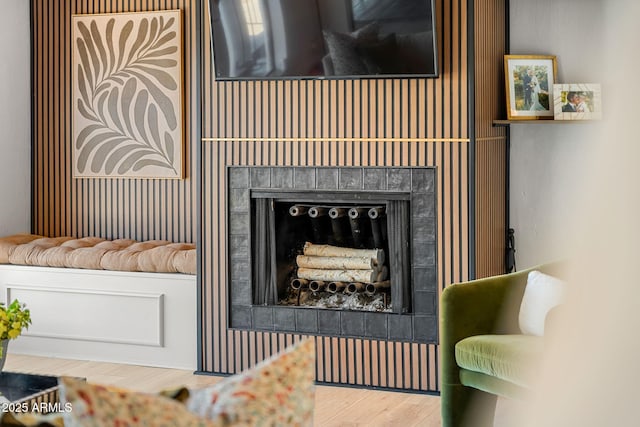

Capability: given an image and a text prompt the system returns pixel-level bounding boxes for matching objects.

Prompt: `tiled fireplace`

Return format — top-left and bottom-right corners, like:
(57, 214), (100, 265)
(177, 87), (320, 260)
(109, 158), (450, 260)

(228, 166), (438, 343)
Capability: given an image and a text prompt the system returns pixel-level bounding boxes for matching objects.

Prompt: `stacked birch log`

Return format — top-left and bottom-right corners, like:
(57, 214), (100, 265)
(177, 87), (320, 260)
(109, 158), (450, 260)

(292, 242), (389, 295)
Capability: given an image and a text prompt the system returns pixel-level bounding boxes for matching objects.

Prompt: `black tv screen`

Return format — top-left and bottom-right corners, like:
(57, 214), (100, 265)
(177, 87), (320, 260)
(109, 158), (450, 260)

(208, 0), (439, 80)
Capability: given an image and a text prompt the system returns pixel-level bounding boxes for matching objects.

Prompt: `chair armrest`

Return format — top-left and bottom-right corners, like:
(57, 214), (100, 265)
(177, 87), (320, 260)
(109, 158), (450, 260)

(440, 270), (530, 387)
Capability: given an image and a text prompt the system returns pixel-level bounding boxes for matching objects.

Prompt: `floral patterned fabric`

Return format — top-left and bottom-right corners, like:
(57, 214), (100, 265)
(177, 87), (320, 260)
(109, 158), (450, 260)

(58, 377), (217, 427)
(186, 338), (316, 426)
(53, 338), (315, 426)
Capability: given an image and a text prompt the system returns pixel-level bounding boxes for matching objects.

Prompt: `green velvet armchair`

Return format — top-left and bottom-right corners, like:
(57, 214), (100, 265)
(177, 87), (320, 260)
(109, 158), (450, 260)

(440, 263), (564, 427)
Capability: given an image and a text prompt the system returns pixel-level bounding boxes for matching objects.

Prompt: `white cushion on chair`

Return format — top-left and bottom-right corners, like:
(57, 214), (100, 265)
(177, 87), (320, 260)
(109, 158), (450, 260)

(519, 270), (567, 336)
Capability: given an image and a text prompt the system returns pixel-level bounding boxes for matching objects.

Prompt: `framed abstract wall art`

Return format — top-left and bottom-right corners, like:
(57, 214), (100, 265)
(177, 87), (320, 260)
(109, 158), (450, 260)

(504, 54), (557, 120)
(72, 10), (183, 178)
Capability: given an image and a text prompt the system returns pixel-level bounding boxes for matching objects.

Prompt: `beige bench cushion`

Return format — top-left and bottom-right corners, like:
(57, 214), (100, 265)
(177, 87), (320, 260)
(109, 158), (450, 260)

(0, 234), (44, 263)
(0, 234), (196, 274)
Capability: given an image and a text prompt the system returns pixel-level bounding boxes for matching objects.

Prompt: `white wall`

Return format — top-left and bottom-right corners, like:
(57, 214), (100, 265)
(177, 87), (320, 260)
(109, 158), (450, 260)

(0, 0), (30, 236)
(510, 3), (640, 425)
(509, 0), (605, 268)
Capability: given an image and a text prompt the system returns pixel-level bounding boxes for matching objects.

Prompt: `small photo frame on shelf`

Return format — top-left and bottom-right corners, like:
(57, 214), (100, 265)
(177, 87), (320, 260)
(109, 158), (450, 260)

(504, 55), (557, 120)
(553, 84), (602, 121)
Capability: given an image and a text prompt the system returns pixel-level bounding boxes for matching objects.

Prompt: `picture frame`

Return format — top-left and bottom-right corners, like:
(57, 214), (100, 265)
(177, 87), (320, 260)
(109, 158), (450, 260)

(504, 54), (557, 120)
(553, 84), (602, 121)
(72, 10), (184, 179)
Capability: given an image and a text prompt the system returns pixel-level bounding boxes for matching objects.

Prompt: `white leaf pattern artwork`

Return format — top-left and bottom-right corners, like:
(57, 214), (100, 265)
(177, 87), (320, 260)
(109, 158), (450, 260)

(72, 10), (183, 178)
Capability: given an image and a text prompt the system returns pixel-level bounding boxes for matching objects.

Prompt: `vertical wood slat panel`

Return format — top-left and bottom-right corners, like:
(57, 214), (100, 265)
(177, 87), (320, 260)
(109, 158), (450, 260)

(32, 0), (198, 244)
(474, 0), (507, 278)
(199, 0), (469, 392)
(32, 0), (504, 393)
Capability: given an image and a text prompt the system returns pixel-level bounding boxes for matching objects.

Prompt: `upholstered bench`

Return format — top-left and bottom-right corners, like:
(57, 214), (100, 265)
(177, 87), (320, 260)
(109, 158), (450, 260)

(0, 234), (198, 370)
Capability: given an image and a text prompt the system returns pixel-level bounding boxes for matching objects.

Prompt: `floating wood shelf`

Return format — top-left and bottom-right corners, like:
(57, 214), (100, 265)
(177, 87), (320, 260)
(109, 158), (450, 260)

(493, 119), (596, 126)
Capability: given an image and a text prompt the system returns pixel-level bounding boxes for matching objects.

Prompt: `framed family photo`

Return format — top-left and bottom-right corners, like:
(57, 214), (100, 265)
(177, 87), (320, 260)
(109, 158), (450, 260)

(553, 84), (602, 121)
(504, 55), (557, 120)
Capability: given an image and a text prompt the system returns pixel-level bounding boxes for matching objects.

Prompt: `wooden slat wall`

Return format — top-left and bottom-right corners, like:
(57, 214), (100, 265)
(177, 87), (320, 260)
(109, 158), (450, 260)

(474, 0), (507, 278)
(31, 0), (506, 393)
(200, 0), (471, 392)
(32, 0), (199, 243)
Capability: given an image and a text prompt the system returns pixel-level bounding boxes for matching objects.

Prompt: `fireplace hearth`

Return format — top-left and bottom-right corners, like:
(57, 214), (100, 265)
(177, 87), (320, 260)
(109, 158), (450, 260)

(228, 166), (438, 343)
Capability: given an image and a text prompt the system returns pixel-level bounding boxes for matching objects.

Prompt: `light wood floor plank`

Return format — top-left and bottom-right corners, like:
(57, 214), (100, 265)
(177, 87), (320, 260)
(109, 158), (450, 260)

(4, 353), (441, 426)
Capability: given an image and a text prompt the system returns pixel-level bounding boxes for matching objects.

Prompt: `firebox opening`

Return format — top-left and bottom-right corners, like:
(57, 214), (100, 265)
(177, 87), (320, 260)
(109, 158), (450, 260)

(250, 190), (412, 315)
(275, 201), (393, 312)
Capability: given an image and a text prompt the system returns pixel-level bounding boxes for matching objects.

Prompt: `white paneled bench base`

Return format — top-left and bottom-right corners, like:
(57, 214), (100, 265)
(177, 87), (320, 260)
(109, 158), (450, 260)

(0, 265), (196, 370)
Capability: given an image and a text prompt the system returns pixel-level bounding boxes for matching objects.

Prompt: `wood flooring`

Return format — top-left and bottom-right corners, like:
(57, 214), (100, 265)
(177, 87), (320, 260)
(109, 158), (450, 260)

(5, 353), (441, 426)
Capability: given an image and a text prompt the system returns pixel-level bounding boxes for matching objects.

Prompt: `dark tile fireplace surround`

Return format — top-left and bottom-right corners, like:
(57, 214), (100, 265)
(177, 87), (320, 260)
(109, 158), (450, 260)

(228, 166), (438, 344)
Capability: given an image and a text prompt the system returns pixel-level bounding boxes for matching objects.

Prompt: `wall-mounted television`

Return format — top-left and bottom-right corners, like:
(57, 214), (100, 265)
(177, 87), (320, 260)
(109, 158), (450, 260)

(208, 0), (439, 80)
